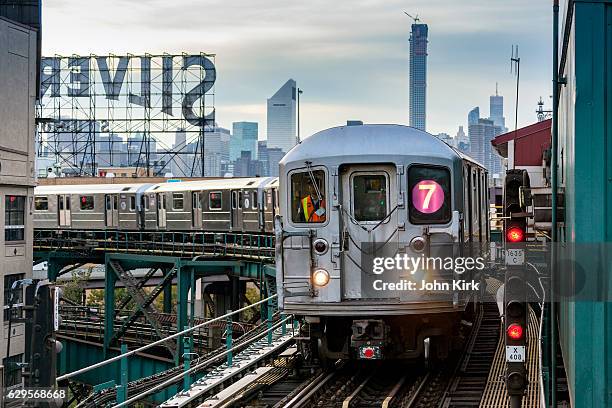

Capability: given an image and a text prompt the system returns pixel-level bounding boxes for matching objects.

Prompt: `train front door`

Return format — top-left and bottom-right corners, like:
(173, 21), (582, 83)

(105, 194), (119, 227)
(58, 194), (71, 227)
(340, 164), (395, 299)
(192, 192), (202, 228)
(157, 193), (167, 228)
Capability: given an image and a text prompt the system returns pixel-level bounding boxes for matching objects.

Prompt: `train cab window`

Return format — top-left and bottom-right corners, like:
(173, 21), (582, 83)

(129, 196), (136, 211)
(80, 196), (94, 211)
(252, 192), (258, 209)
(34, 197), (48, 211)
(264, 191), (269, 210)
(352, 173), (388, 222)
(173, 193), (184, 210)
(209, 192), (222, 210)
(408, 166), (451, 224)
(238, 192), (243, 209)
(291, 170), (326, 223)
(231, 191), (237, 209)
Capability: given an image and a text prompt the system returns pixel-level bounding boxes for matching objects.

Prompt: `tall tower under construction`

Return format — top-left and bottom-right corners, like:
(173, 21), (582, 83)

(409, 22), (428, 131)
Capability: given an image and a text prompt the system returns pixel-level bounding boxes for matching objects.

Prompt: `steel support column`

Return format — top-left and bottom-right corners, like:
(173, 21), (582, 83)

(104, 258), (117, 357)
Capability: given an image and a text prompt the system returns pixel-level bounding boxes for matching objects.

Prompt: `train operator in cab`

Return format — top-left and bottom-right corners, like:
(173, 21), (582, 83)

(297, 179), (326, 222)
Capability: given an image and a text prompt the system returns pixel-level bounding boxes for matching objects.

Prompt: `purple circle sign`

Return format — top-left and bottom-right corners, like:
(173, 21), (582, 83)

(411, 180), (444, 214)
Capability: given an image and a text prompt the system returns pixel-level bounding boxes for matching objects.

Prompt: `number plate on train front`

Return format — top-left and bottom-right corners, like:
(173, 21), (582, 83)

(505, 345), (526, 362)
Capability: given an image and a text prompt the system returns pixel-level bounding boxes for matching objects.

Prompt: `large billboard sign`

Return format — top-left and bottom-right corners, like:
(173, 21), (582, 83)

(37, 53), (216, 175)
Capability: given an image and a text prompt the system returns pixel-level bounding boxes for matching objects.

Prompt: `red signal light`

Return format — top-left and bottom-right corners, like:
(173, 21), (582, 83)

(507, 323), (524, 340)
(363, 347), (375, 359)
(506, 227), (524, 243)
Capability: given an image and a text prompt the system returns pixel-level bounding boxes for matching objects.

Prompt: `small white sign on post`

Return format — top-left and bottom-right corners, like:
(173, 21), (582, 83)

(506, 345), (526, 362)
(505, 249), (525, 266)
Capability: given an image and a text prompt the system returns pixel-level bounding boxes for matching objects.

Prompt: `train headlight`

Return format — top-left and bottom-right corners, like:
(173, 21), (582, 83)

(312, 269), (330, 287)
(313, 238), (328, 255)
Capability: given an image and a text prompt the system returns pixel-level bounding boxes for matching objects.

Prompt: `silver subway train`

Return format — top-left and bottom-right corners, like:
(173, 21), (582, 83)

(275, 124), (489, 361)
(34, 177), (279, 233)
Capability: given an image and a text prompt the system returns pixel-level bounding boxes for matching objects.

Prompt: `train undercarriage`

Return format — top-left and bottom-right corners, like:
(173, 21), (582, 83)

(297, 305), (475, 363)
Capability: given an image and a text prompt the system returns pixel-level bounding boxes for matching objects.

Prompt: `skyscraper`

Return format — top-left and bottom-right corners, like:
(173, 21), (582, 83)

(468, 107), (480, 126)
(267, 79), (297, 154)
(232, 122), (258, 160)
(468, 118), (503, 177)
(409, 23), (428, 131)
(489, 84), (506, 131)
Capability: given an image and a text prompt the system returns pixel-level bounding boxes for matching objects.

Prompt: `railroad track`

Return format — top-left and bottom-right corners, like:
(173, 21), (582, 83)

(233, 298), (502, 408)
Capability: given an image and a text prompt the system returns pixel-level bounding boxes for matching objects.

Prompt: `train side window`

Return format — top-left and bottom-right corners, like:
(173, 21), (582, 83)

(129, 196), (136, 211)
(34, 197), (48, 211)
(408, 165), (451, 224)
(231, 191), (237, 209)
(173, 193), (184, 210)
(238, 192), (243, 209)
(352, 173), (388, 222)
(80, 196), (94, 211)
(252, 191), (258, 209)
(264, 191), (269, 210)
(291, 170), (326, 223)
(209, 192), (222, 210)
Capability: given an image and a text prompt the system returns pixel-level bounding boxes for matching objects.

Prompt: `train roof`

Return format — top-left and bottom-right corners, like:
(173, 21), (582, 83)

(144, 177), (277, 192)
(281, 124), (483, 167)
(35, 183), (151, 195)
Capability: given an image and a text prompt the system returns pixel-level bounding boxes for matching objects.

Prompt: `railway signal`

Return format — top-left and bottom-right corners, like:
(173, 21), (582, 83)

(503, 169), (530, 406)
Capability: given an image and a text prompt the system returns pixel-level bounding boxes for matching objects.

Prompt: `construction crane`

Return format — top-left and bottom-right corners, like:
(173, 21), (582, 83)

(404, 11), (420, 24)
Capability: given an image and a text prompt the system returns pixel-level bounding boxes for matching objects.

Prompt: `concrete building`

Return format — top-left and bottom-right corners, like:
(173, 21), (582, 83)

(0, 16), (38, 387)
(455, 126), (469, 153)
(468, 118), (504, 178)
(435, 132), (454, 147)
(489, 85), (507, 131)
(257, 141), (269, 177)
(267, 147), (284, 177)
(409, 23), (428, 131)
(468, 107), (480, 126)
(232, 122), (258, 161)
(267, 79), (296, 153)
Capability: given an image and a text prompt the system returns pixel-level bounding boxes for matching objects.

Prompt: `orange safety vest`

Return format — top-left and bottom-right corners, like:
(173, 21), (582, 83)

(302, 195), (325, 222)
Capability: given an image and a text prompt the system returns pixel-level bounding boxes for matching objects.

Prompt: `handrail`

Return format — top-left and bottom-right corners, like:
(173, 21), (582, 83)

(56, 294), (277, 381)
(113, 315), (293, 408)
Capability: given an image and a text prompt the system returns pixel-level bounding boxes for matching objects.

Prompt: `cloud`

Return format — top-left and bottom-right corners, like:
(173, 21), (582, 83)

(42, 0), (553, 139)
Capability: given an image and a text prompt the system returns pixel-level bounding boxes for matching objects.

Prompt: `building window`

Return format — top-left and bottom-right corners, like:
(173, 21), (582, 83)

(5, 196), (25, 242)
(80, 196), (94, 211)
(34, 196), (48, 211)
(209, 192), (222, 210)
(3, 354), (23, 387)
(172, 193), (184, 210)
(4, 274), (24, 321)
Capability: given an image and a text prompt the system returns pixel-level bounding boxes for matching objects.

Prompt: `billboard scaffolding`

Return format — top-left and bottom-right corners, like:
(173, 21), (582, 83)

(37, 53), (216, 177)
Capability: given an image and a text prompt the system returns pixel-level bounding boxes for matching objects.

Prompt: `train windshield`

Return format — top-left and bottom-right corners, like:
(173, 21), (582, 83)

(291, 169), (326, 223)
(408, 165), (451, 224)
(352, 173), (388, 222)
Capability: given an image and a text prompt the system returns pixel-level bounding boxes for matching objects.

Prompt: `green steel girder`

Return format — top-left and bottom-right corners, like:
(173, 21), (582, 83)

(34, 250), (102, 282)
(110, 267), (178, 344)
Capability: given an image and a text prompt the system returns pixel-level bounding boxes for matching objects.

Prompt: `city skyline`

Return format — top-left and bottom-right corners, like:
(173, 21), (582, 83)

(42, 0), (552, 140)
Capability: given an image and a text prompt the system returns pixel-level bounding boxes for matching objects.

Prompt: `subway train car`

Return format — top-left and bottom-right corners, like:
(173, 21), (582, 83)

(275, 124), (489, 361)
(33, 177), (279, 233)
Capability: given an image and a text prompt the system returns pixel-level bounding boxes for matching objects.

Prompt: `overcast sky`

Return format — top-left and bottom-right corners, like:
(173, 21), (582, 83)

(42, 0), (553, 140)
